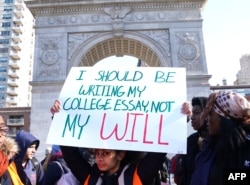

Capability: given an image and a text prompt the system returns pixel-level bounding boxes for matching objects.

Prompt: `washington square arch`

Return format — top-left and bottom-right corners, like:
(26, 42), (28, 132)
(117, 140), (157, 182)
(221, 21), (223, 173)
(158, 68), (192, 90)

(25, 0), (211, 158)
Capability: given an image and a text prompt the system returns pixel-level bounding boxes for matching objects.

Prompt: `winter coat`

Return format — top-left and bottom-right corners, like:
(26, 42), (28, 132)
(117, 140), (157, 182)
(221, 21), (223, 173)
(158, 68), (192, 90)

(190, 123), (250, 185)
(190, 135), (235, 185)
(0, 170), (13, 185)
(229, 133), (250, 169)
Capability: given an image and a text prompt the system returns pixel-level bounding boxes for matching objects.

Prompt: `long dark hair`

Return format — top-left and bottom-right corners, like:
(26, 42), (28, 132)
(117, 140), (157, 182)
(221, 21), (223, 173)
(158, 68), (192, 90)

(218, 116), (246, 150)
(210, 116), (247, 170)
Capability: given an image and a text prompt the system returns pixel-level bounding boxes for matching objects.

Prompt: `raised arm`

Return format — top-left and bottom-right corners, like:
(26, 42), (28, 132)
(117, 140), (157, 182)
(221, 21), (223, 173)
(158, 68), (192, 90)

(49, 100), (91, 183)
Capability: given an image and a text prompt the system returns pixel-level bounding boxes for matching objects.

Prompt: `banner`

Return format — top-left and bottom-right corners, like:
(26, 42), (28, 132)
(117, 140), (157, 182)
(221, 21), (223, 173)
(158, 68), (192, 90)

(46, 66), (187, 154)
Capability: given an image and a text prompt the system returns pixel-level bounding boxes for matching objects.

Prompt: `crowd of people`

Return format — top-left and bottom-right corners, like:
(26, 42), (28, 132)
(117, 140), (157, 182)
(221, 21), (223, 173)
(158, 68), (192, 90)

(0, 90), (249, 185)
(172, 91), (250, 185)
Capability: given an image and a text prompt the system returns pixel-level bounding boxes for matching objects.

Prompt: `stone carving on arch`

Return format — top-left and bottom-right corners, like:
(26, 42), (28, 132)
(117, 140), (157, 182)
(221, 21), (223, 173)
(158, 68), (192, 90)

(175, 32), (204, 73)
(37, 36), (63, 80)
(68, 32), (98, 61)
(68, 30), (171, 71)
(138, 30), (171, 58)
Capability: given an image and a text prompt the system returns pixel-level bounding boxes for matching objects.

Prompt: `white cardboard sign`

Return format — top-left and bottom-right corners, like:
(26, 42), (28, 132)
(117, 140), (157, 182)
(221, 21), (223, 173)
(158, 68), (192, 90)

(46, 66), (187, 154)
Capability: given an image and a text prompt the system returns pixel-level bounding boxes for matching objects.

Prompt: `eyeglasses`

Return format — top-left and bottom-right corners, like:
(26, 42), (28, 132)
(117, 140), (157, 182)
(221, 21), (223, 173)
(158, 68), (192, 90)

(0, 129), (8, 136)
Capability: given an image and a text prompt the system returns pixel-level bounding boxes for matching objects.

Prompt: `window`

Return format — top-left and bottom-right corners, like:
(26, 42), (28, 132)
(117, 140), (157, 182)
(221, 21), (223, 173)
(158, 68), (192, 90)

(0, 85), (5, 91)
(0, 48), (8, 53)
(5, 0), (13, 3)
(0, 94), (5, 100)
(0, 31), (10, 36)
(2, 22), (11, 27)
(0, 39), (9, 45)
(4, 6), (13, 12)
(0, 67), (7, 73)
(2, 14), (12, 20)
(8, 127), (16, 136)
(0, 77), (6, 82)
(0, 57), (8, 63)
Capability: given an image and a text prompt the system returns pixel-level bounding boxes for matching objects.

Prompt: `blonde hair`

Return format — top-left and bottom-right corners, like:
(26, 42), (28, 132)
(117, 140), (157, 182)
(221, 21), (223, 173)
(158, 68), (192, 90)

(0, 137), (19, 155)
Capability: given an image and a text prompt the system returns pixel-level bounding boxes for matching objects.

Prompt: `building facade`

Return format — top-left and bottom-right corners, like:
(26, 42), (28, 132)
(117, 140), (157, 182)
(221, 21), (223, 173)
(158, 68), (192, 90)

(0, 106), (30, 137)
(235, 54), (250, 85)
(0, 0), (34, 107)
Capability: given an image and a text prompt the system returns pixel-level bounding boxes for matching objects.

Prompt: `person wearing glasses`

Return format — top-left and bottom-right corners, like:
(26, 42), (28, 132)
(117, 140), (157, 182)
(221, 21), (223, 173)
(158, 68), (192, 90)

(50, 100), (166, 185)
(0, 115), (24, 185)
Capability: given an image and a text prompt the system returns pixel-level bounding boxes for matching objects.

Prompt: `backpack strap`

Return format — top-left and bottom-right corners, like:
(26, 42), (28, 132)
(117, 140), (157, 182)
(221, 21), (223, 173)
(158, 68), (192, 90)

(118, 164), (129, 184)
(54, 161), (65, 176)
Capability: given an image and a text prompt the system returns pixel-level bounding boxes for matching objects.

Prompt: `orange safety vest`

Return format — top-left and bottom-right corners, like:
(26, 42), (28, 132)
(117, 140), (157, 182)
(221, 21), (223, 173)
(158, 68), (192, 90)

(83, 166), (142, 185)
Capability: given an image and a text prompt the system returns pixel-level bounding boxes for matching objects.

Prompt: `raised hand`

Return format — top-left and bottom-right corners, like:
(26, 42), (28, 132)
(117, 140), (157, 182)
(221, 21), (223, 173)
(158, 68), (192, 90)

(50, 100), (61, 116)
(181, 101), (192, 116)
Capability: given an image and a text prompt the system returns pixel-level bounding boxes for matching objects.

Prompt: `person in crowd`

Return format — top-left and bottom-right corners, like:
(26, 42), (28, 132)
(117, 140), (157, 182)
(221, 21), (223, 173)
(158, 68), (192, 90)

(158, 155), (171, 185)
(41, 147), (52, 166)
(44, 144), (77, 185)
(0, 137), (24, 185)
(79, 147), (95, 166)
(174, 97), (208, 185)
(41, 147), (52, 172)
(50, 100), (166, 185)
(0, 115), (23, 185)
(190, 91), (250, 185)
(14, 130), (45, 185)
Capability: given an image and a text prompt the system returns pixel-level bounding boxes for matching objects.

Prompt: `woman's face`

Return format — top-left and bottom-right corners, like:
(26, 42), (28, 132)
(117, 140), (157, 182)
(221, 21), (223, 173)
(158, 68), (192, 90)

(94, 149), (125, 175)
(191, 105), (203, 130)
(207, 109), (221, 135)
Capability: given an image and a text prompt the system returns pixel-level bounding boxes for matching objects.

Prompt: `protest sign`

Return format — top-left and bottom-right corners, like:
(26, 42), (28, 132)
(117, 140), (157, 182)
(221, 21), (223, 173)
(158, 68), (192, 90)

(46, 66), (187, 154)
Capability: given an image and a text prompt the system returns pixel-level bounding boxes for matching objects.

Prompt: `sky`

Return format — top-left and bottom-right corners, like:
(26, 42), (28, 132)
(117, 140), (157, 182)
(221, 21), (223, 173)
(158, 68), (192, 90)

(98, 0), (250, 86)
(202, 0), (250, 85)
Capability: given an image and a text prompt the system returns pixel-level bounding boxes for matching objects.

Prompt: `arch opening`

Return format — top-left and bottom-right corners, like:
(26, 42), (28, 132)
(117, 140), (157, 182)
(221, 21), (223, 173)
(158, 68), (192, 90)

(78, 38), (162, 67)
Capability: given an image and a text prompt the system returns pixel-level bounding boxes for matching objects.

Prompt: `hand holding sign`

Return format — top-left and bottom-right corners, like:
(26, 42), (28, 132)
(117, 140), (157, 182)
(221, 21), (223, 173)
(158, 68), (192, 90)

(50, 100), (61, 116)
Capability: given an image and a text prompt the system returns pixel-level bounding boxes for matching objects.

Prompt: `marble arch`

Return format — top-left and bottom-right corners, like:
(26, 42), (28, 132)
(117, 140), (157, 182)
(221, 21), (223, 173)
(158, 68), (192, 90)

(25, 0), (211, 158)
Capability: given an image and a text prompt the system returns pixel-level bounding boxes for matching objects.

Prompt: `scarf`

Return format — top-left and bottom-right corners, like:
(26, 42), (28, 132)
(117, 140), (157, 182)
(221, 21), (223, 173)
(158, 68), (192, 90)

(202, 91), (250, 125)
(7, 162), (24, 185)
(0, 152), (8, 176)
